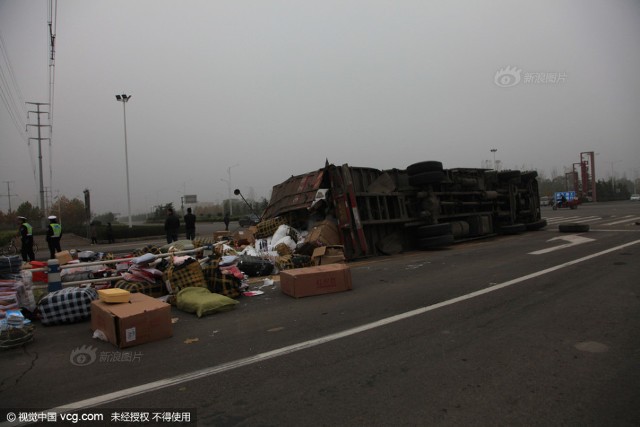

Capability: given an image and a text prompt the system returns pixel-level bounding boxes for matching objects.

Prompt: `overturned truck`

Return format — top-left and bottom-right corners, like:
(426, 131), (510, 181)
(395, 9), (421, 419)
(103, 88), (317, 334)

(260, 160), (546, 261)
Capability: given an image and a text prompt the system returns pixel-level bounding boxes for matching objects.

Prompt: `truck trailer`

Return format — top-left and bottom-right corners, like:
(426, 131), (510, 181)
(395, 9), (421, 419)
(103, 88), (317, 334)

(261, 160), (546, 261)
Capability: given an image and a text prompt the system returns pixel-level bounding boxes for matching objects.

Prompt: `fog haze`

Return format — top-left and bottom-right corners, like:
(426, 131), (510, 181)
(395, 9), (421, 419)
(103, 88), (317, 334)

(1, 0), (639, 215)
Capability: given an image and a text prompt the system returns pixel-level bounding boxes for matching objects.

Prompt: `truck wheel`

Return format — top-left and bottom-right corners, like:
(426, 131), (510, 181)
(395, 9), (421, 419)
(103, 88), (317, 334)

(558, 223), (589, 233)
(407, 161), (443, 175)
(416, 223), (452, 238)
(525, 219), (547, 231)
(418, 234), (454, 249)
(409, 171), (444, 187)
(497, 223), (526, 234)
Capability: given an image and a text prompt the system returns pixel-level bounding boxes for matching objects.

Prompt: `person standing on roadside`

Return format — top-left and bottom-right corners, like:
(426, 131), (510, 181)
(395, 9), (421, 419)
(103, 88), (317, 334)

(17, 216), (36, 262)
(90, 222), (98, 244)
(184, 207), (196, 240)
(223, 212), (230, 231)
(164, 208), (180, 244)
(46, 215), (62, 259)
(106, 222), (115, 244)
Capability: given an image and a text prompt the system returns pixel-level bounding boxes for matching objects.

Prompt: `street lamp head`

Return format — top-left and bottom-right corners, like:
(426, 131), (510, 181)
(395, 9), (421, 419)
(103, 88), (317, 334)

(115, 94), (132, 102)
(234, 189), (241, 196)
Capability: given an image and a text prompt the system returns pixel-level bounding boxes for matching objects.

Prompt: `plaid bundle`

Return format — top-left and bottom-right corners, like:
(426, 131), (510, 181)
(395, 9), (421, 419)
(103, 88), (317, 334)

(163, 258), (206, 295)
(276, 254), (313, 271)
(132, 245), (162, 257)
(275, 243), (292, 256)
(38, 287), (98, 326)
(201, 259), (241, 299)
(255, 217), (287, 238)
(113, 279), (166, 298)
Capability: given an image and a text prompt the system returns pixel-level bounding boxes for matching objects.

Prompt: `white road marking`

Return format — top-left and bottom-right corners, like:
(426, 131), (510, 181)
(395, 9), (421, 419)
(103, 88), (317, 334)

(545, 216), (601, 224)
(528, 234), (595, 255)
(6, 238), (640, 427)
(602, 216), (640, 226)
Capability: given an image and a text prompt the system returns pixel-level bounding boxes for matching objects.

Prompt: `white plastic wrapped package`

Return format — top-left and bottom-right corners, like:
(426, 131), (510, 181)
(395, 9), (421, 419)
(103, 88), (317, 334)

(270, 224), (290, 245)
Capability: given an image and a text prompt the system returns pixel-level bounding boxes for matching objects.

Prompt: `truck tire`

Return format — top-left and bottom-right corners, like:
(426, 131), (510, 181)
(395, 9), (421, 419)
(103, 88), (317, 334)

(416, 223), (452, 238)
(418, 234), (454, 250)
(407, 161), (443, 175)
(497, 223), (526, 234)
(525, 219), (547, 231)
(558, 223), (589, 233)
(409, 171), (444, 187)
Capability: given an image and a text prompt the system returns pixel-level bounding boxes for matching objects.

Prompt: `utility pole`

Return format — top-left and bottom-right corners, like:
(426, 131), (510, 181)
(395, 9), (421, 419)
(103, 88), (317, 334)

(26, 102), (50, 227)
(2, 181), (17, 213)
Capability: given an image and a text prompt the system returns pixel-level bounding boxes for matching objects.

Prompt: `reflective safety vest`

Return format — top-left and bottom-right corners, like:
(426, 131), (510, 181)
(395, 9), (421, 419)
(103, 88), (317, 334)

(23, 223), (33, 236)
(50, 223), (62, 237)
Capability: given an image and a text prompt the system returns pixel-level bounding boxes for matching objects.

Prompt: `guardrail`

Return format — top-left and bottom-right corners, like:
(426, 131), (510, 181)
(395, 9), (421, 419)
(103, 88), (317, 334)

(25, 245), (211, 291)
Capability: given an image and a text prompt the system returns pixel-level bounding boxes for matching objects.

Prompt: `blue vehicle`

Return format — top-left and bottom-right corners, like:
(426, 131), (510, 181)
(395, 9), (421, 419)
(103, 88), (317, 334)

(552, 191), (579, 210)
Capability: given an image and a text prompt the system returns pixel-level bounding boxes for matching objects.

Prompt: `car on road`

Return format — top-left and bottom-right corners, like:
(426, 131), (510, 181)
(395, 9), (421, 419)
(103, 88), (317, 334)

(540, 196), (551, 206)
(238, 213), (261, 227)
(630, 194), (640, 201)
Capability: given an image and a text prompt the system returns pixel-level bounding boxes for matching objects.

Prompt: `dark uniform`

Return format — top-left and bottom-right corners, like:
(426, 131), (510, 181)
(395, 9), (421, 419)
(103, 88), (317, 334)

(164, 209), (180, 244)
(46, 216), (62, 259)
(18, 217), (35, 262)
(184, 208), (196, 240)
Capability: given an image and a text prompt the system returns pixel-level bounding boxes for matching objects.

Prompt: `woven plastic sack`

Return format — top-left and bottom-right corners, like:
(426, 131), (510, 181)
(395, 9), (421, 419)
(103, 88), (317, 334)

(255, 217), (287, 239)
(201, 259), (242, 299)
(38, 287), (98, 326)
(163, 258), (206, 296)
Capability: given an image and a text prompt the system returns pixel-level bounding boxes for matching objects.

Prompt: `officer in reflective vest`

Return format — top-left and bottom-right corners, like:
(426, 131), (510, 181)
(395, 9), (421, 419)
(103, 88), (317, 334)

(46, 215), (63, 259)
(17, 216), (36, 262)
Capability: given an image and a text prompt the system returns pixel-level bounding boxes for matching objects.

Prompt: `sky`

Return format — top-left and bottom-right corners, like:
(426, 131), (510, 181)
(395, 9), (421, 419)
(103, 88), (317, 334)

(1, 0), (639, 215)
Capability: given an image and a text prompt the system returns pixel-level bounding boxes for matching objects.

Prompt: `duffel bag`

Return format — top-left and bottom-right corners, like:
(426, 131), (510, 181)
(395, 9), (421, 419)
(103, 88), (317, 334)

(38, 287), (98, 326)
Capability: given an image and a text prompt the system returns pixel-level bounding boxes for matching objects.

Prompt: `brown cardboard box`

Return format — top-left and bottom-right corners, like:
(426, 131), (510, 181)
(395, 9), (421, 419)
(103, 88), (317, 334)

(306, 220), (340, 246)
(280, 263), (352, 298)
(233, 229), (255, 245)
(311, 245), (346, 265)
(90, 293), (172, 348)
(213, 231), (232, 242)
(55, 250), (73, 265)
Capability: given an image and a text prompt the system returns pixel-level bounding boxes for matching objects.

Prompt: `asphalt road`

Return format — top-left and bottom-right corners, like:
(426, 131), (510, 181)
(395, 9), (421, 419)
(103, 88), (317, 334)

(2, 201), (639, 426)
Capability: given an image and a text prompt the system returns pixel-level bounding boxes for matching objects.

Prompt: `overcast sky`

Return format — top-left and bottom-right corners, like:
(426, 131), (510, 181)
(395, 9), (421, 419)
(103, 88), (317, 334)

(1, 0), (639, 215)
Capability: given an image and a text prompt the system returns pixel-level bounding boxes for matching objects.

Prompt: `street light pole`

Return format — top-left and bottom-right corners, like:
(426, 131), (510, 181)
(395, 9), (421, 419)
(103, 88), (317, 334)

(115, 94), (133, 228)
(226, 164), (239, 216)
(490, 148), (497, 170)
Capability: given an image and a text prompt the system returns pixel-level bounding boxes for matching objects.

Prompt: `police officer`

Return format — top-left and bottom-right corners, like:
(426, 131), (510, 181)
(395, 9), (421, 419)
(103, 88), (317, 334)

(46, 215), (62, 259)
(17, 216), (36, 262)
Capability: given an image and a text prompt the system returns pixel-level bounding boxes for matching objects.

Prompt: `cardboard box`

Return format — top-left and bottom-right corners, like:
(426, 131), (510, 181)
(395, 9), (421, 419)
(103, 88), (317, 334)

(306, 220), (341, 246)
(233, 229), (255, 245)
(280, 263), (352, 298)
(90, 293), (172, 348)
(213, 231), (232, 242)
(98, 288), (131, 304)
(311, 245), (346, 265)
(55, 250), (73, 265)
